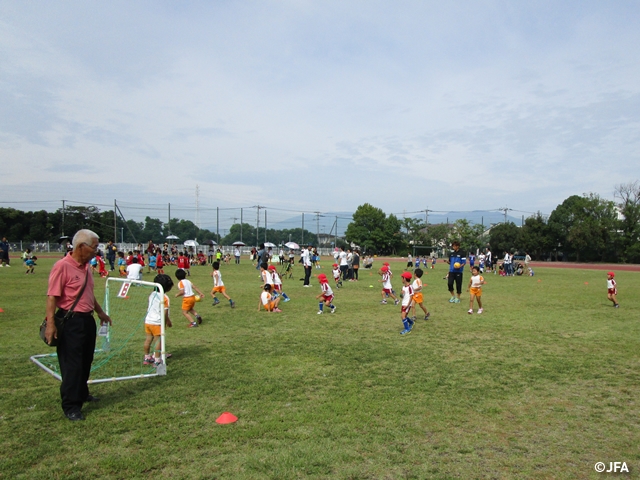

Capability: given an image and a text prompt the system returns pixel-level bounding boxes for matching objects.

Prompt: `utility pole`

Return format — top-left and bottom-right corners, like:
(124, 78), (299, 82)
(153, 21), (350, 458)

(254, 205), (264, 246)
(264, 209), (267, 242)
(114, 199), (117, 243)
(216, 207), (219, 243)
(498, 207), (512, 224)
(195, 185), (200, 228)
(240, 208), (243, 242)
(315, 211), (320, 246)
(301, 213), (304, 245)
(61, 199), (66, 236)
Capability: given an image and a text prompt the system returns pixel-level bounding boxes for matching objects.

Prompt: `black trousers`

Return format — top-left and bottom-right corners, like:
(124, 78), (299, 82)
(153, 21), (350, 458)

(56, 312), (96, 414)
(448, 272), (463, 295)
(340, 265), (348, 280)
(304, 265), (312, 285)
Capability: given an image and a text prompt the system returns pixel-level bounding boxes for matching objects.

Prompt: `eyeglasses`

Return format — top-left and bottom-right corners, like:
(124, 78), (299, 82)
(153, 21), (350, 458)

(82, 242), (99, 251)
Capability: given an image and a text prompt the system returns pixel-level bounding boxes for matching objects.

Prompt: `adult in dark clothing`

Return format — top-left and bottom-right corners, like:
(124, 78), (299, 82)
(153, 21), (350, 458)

(445, 241), (466, 304)
(0, 237), (9, 266)
(45, 229), (112, 421)
(255, 244), (265, 270)
(352, 250), (360, 281)
(105, 240), (118, 271)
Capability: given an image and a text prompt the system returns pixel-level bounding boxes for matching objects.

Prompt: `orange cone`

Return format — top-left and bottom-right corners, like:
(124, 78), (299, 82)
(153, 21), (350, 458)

(0, 308), (4, 313)
(216, 412), (238, 424)
(584, 282), (589, 285)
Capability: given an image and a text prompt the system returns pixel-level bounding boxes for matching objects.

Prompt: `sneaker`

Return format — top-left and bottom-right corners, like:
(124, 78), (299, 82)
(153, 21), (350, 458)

(394, 299), (399, 305)
(424, 313), (431, 320)
(408, 319), (415, 330)
(614, 304), (619, 308)
(303, 285), (311, 288)
(188, 322), (199, 328)
(380, 300), (387, 304)
(154, 359), (163, 367)
(477, 308), (483, 314)
(230, 300), (236, 308)
(400, 328), (412, 336)
(330, 306), (336, 314)
(411, 316), (417, 322)
(283, 297), (291, 302)
(449, 297), (456, 303)
(454, 298), (460, 304)
(317, 310), (323, 315)
(274, 308), (282, 313)
(143, 357), (154, 365)
(196, 315), (203, 324)
(468, 309), (473, 314)
(212, 298), (220, 305)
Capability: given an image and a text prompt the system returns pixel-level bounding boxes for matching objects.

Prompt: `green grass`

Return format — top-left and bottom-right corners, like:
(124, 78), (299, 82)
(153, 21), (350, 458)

(1, 258), (639, 479)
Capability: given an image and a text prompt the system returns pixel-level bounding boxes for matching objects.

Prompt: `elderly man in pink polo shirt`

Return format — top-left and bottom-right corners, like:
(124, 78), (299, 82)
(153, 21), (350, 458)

(45, 229), (112, 421)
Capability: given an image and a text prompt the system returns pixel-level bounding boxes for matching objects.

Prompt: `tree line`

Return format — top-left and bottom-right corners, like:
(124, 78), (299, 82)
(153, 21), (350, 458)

(343, 182), (640, 263)
(3, 181), (638, 261)
(0, 206), (319, 247)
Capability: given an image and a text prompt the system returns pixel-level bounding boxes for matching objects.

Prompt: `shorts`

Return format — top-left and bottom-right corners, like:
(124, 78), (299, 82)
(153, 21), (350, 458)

(322, 294), (334, 303)
(608, 288), (617, 295)
(274, 285), (282, 292)
(145, 324), (161, 336)
(382, 288), (392, 294)
(182, 296), (196, 311)
(412, 293), (423, 304)
(263, 301), (275, 311)
(333, 276), (340, 282)
(212, 286), (226, 294)
(401, 305), (410, 314)
(469, 287), (482, 297)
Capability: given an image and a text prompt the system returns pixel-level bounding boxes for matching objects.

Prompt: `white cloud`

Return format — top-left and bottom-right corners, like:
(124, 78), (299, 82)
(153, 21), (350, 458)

(1, 1), (639, 217)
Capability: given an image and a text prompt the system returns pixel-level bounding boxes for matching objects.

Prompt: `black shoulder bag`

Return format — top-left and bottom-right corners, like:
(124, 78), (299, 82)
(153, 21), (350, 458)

(40, 269), (90, 347)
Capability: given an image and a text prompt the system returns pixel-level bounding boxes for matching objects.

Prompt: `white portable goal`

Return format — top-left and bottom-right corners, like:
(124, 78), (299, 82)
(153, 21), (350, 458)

(31, 277), (168, 383)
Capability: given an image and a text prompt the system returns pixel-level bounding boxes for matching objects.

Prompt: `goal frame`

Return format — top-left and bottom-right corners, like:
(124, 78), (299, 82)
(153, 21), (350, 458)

(30, 277), (168, 383)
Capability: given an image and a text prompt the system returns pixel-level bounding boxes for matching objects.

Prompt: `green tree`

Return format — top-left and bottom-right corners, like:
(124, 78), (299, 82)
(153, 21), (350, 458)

(615, 181), (640, 263)
(345, 204), (386, 253)
(489, 222), (520, 256)
(402, 217), (427, 246)
(141, 217), (165, 244)
(519, 213), (553, 260)
(451, 219), (484, 254)
(548, 194), (617, 261)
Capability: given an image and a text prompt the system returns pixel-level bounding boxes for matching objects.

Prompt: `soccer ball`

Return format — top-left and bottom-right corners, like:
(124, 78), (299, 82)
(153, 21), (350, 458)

(195, 295), (202, 302)
(454, 262), (461, 269)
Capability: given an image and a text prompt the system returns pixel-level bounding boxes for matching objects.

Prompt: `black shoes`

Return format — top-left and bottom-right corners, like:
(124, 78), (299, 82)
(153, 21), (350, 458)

(86, 395), (100, 402)
(65, 411), (85, 421)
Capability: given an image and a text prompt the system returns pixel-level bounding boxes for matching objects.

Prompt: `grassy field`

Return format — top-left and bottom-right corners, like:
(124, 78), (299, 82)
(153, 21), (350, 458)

(1, 257), (638, 479)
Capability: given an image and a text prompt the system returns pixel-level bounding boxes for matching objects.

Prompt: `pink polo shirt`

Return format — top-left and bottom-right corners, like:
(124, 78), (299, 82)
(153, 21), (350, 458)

(47, 254), (95, 313)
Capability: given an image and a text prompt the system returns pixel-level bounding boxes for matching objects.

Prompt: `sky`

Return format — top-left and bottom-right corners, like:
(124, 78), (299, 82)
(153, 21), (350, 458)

(1, 0), (640, 230)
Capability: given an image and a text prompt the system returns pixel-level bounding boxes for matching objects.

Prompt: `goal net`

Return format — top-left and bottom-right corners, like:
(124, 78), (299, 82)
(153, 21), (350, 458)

(31, 277), (168, 383)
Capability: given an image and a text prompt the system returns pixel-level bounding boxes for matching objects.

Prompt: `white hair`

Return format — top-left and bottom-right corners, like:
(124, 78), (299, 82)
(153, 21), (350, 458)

(72, 229), (99, 248)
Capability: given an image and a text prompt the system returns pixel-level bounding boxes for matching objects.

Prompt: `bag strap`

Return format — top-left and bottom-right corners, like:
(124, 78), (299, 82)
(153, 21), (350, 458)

(64, 268), (90, 319)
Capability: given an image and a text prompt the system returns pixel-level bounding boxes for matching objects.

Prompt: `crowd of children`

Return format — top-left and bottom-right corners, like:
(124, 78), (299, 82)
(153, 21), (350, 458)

(25, 240), (621, 368)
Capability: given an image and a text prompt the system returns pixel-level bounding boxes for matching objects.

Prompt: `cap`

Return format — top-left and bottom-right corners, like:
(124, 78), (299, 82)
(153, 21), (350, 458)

(383, 262), (390, 266)
(380, 266), (389, 272)
(607, 271), (615, 277)
(400, 272), (412, 280)
(332, 263), (338, 267)
(268, 265), (276, 271)
(318, 273), (328, 282)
